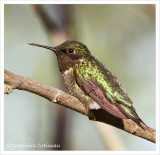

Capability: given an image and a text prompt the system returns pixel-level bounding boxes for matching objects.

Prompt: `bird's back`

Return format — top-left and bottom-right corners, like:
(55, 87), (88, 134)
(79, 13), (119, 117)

(76, 55), (133, 107)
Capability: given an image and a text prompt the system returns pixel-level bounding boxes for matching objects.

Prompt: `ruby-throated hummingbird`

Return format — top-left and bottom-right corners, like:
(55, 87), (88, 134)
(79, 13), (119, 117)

(29, 41), (146, 128)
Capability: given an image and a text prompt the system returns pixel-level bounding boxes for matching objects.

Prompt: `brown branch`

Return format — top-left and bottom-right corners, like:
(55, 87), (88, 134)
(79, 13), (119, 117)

(4, 69), (156, 143)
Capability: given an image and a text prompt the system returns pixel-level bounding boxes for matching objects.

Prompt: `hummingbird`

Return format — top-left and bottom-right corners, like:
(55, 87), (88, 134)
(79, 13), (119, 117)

(29, 41), (146, 128)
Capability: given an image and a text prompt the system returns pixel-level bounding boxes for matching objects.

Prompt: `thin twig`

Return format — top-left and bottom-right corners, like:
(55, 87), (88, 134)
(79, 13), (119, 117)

(4, 69), (156, 143)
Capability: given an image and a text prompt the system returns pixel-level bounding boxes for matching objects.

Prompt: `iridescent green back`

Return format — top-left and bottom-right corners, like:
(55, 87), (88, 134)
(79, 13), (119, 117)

(75, 55), (133, 107)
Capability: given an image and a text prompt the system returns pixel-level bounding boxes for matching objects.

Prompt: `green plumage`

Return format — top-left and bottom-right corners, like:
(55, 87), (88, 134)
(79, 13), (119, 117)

(75, 56), (139, 119)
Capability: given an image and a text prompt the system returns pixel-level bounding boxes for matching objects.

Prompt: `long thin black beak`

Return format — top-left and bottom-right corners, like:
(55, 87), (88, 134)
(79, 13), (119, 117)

(28, 43), (57, 52)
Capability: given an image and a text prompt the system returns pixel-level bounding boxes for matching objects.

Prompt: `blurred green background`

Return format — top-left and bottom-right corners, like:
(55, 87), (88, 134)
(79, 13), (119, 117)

(4, 4), (155, 151)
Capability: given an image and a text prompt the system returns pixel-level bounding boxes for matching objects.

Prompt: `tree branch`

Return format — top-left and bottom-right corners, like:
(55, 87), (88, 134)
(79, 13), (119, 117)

(4, 69), (156, 143)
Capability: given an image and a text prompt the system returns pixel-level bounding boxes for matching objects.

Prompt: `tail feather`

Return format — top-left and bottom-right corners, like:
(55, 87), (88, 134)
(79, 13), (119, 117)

(115, 103), (147, 129)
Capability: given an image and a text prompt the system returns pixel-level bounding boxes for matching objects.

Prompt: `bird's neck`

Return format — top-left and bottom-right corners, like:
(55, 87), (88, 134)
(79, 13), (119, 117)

(57, 55), (88, 74)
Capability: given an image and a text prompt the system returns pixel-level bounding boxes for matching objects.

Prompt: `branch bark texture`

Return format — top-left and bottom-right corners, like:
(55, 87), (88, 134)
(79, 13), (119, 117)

(4, 70), (156, 143)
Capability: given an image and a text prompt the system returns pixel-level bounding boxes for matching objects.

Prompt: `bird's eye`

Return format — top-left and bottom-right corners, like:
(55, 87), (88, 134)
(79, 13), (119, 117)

(68, 48), (74, 53)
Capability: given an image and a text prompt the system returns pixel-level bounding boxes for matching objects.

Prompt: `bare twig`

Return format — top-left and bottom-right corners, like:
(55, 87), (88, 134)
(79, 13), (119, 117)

(4, 69), (156, 143)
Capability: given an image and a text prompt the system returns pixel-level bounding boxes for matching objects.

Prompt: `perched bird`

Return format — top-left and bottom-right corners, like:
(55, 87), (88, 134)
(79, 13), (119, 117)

(29, 41), (146, 128)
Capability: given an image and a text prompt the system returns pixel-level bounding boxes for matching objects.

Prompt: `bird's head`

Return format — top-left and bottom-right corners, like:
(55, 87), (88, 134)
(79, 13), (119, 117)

(29, 40), (91, 72)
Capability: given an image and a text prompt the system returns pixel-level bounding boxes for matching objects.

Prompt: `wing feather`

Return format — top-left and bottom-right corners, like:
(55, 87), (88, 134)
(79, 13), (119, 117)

(76, 75), (127, 119)
(75, 74), (146, 128)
